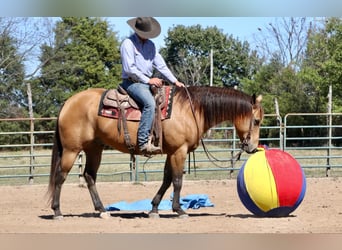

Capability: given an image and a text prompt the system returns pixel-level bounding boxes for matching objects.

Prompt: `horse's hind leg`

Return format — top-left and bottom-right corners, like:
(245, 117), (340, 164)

(83, 144), (109, 218)
(51, 150), (78, 219)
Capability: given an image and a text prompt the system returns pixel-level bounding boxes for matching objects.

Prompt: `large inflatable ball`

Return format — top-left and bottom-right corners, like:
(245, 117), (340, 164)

(237, 147), (306, 217)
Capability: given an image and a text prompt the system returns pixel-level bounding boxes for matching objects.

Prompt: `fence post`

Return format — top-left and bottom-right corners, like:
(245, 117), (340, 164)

(130, 154), (137, 182)
(274, 98), (284, 150)
(78, 153), (86, 187)
(27, 82), (35, 184)
(326, 85), (332, 177)
(28, 118), (35, 184)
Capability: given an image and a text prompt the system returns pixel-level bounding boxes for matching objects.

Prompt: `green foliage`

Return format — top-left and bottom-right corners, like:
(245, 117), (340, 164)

(0, 32), (26, 118)
(0, 27), (29, 147)
(244, 17), (342, 117)
(300, 17), (342, 113)
(160, 24), (261, 87)
(36, 17), (121, 117)
(244, 56), (326, 117)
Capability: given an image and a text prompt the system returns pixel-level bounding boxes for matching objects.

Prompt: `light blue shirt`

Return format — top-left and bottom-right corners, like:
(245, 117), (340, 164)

(120, 33), (177, 84)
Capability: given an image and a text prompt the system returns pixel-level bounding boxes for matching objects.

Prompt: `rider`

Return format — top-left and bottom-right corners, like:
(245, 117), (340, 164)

(120, 17), (185, 155)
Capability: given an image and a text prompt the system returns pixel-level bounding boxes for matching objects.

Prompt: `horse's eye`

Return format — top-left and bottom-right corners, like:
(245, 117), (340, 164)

(254, 119), (260, 126)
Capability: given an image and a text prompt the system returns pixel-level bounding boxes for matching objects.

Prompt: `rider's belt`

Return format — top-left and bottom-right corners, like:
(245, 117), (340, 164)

(122, 78), (139, 83)
(123, 74), (151, 83)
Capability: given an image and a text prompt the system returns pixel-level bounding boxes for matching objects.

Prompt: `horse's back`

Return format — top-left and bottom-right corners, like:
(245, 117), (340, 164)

(60, 88), (104, 115)
(65, 88), (104, 105)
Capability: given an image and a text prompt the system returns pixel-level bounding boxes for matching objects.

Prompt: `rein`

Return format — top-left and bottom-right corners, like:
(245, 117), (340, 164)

(183, 86), (246, 170)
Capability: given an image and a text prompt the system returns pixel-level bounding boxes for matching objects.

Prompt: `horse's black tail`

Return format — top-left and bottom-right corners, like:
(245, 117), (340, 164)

(47, 113), (63, 204)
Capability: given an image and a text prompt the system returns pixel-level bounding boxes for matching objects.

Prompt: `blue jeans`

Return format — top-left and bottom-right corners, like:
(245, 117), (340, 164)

(120, 80), (155, 148)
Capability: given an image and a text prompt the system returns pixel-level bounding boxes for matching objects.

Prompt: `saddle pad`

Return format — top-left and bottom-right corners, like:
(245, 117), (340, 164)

(98, 86), (175, 121)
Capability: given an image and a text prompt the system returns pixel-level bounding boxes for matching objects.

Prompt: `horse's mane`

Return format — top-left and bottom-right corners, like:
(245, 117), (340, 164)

(175, 86), (253, 127)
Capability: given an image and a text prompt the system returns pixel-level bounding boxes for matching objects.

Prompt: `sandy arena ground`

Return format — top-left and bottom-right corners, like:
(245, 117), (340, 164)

(0, 177), (341, 233)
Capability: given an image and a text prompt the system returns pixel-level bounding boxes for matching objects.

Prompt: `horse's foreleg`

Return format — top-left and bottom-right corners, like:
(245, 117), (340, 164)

(83, 145), (109, 218)
(150, 150), (187, 218)
(170, 150), (188, 217)
(171, 174), (187, 217)
(150, 157), (172, 218)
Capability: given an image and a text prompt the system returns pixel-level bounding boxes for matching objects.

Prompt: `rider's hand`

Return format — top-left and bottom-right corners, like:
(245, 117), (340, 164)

(174, 80), (185, 88)
(148, 78), (163, 87)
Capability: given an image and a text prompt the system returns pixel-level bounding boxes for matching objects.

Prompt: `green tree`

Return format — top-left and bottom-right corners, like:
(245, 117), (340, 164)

(245, 17), (333, 115)
(300, 17), (342, 113)
(0, 25), (26, 118)
(0, 20), (28, 149)
(160, 24), (260, 87)
(36, 17), (121, 117)
(244, 51), (321, 116)
(243, 54), (281, 114)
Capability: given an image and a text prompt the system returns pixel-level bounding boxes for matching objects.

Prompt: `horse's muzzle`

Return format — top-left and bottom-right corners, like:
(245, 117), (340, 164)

(241, 143), (260, 154)
(244, 147), (259, 154)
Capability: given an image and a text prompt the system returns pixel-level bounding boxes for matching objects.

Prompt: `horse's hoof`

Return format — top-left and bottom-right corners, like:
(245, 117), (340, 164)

(99, 211), (111, 219)
(178, 214), (189, 219)
(53, 215), (64, 220)
(148, 212), (160, 219)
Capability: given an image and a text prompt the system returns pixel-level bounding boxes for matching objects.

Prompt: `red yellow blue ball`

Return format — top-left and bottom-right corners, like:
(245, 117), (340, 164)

(237, 147), (306, 217)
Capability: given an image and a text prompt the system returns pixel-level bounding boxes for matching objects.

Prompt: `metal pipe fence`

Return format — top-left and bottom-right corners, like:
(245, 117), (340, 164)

(0, 113), (341, 185)
(284, 113), (342, 177)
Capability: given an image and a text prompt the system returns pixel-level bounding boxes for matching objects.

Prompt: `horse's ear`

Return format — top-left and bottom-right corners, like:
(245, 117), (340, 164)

(256, 95), (262, 103)
(252, 94), (262, 104)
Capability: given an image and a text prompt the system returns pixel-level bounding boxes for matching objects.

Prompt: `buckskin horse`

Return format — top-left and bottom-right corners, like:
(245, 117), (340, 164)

(48, 85), (263, 219)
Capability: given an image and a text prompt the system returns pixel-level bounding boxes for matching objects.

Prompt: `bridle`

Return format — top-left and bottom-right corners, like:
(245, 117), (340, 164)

(241, 115), (259, 154)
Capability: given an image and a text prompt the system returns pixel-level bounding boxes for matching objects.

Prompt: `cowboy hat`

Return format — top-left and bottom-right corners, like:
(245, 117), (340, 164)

(127, 17), (161, 39)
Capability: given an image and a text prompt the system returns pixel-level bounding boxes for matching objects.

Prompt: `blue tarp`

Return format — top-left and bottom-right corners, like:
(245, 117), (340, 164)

(105, 194), (214, 211)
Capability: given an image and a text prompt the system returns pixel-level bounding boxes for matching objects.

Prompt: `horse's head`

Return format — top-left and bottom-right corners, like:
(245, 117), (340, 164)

(234, 94), (263, 154)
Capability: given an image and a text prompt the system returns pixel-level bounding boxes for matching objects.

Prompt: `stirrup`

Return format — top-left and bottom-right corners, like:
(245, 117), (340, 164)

(140, 143), (161, 154)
